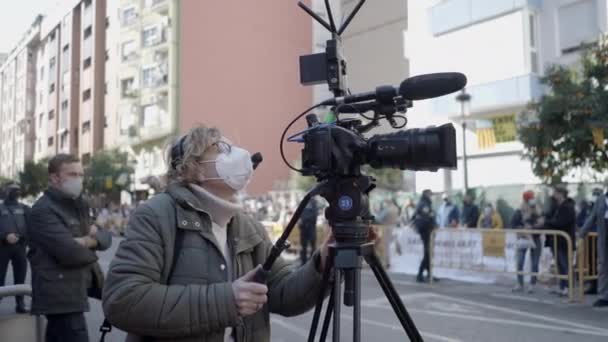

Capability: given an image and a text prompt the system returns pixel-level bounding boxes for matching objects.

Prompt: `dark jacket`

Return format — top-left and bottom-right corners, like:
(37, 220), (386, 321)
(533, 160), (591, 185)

(413, 196), (436, 234)
(299, 200), (318, 237)
(544, 198), (576, 250)
(27, 188), (112, 315)
(0, 199), (30, 244)
(102, 184), (324, 342)
(461, 203), (479, 228)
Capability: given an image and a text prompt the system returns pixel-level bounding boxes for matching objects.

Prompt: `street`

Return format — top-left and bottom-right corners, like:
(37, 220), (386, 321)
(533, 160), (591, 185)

(1, 237), (606, 342)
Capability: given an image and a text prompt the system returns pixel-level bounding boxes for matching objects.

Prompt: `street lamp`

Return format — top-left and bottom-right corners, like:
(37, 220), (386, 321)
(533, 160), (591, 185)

(456, 89), (471, 192)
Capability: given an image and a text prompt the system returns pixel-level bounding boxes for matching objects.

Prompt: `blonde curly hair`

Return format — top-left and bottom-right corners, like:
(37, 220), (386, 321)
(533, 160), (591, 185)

(166, 125), (222, 183)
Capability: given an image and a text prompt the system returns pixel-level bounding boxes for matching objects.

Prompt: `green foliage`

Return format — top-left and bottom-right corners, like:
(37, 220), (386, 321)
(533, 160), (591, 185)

(518, 38), (608, 184)
(18, 159), (49, 197)
(84, 150), (135, 198)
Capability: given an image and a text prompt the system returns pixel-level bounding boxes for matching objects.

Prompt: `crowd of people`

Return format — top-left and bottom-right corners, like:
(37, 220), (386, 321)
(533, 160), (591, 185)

(408, 186), (607, 308)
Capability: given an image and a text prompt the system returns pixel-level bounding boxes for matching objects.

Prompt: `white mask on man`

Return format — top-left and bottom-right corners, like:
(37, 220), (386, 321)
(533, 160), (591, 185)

(61, 177), (84, 198)
(200, 146), (253, 191)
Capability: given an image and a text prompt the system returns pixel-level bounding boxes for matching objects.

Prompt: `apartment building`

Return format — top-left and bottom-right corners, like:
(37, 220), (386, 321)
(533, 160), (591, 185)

(406, 0), (608, 192)
(0, 16), (41, 179)
(33, 0), (108, 164)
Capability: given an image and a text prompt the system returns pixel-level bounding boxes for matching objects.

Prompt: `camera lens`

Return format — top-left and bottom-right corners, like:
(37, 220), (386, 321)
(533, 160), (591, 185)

(367, 123), (456, 171)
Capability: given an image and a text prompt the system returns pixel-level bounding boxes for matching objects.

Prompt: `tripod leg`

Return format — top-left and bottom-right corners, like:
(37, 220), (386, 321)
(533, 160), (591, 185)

(353, 268), (362, 342)
(365, 251), (424, 342)
(319, 290), (334, 342)
(332, 268), (342, 342)
(308, 251), (335, 342)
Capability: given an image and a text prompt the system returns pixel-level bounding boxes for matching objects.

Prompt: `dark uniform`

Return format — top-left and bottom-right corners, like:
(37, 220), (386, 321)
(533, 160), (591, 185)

(0, 187), (30, 313)
(413, 193), (436, 283)
(299, 199), (319, 265)
(28, 188), (112, 342)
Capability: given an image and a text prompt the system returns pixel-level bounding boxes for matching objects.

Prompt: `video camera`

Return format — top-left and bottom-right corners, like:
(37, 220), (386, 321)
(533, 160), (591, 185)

(283, 1), (465, 182)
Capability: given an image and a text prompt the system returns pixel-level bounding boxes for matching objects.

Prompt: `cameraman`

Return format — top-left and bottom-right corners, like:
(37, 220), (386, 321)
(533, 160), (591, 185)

(414, 189), (436, 283)
(103, 126), (330, 342)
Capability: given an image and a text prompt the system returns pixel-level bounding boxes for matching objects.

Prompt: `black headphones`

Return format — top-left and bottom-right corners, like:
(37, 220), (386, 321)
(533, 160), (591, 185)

(170, 135), (188, 170)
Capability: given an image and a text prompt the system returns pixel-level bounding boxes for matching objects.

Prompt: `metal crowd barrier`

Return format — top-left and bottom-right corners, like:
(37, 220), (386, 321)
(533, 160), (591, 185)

(428, 228), (576, 302)
(0, 284), (44, 342)
(577, 232), (599, 300)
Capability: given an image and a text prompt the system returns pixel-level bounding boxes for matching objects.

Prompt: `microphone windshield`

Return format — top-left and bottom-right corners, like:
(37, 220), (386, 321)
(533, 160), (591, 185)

(399, 73), (467, 101)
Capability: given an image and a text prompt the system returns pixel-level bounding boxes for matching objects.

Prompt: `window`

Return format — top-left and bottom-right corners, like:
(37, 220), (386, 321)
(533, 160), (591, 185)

(105, 49), (109, 62)
(48, 109), (55, 120)
(121, 77), (135, 97)
(60, 132), (68, 149)
(49, 83), (55, 93)
(49, 57), (56, 70)
(529, 14), (539, 74)
(142, 66), (156, 87)
(121, 40), (137, 61)
(142, 104), (161, 127)
(61, 100), (68, 110)
(40, 66), (44, 81)
(50, 31), (56, 42)
(63, 44), (69, 52)
(82, 121), (91, 133)
(84, 0), (92, 8)
(84, 26), (92, 40)
(142, 25), (161, 47)
(83, 57), (92, 69)
(558, 0), (599, 54)
(121, 7), (138, 26)
(39, 113), (43, 128)
(83, 89), (91, 102)
(48, 136), (54, 147)
(106, 17), (110, 29)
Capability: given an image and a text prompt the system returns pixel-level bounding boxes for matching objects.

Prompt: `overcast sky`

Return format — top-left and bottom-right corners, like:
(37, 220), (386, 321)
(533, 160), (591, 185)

(0, 0), (63, 54)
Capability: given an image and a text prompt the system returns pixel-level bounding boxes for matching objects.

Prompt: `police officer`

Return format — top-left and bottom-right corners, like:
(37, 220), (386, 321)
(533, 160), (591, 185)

(413, 189), (437, 283)
(0, 183), (30, 313)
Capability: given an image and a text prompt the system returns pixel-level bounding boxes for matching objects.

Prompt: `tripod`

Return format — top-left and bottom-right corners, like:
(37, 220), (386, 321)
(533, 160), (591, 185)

(255, 177), (424, 342)
(307, 238), (423, 342)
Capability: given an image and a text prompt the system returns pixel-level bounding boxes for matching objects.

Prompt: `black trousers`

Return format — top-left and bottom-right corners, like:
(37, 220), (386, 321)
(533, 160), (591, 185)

(45, 312), (89, 342)
(0, 243), (27, 304)
(418, 230), (431, 277)
(300, 226), (317, 265)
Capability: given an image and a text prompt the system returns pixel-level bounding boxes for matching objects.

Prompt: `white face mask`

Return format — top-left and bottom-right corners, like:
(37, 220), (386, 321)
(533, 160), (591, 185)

(201, 146), (253, 191)
(61, 177), (84, 198)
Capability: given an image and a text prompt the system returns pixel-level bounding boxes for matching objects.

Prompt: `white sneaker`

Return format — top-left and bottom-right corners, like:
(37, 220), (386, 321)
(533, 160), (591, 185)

(560, 288), (569, 297)
(527, 284), (535, 293)
(512, 285), (524, 292)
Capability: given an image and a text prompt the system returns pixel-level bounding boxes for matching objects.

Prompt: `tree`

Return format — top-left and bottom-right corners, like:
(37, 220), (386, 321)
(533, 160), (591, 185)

(18, 159), (49, 197)
(518, 38), (608, 184)
(85, 150), (135, 201)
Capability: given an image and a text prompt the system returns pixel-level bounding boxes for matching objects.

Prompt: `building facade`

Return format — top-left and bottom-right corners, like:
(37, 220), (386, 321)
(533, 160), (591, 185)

(2, 0), (314, 195)
(33, 0), (109, 165)
(406, 0), (608, 192)
(0, 17), (41, 179)
(115, 0), (177, 194)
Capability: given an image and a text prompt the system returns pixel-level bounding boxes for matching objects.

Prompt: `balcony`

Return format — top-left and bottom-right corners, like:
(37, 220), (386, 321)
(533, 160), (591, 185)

(430, 73), (545, 118)
(145, 0), (169, 14)
(430, 0), (543, 36)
